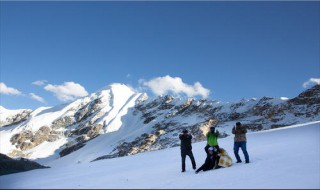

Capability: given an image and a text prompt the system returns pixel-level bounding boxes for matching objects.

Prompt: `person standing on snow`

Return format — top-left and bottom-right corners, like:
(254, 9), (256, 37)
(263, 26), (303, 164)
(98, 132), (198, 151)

(179, 129), (196, 172)
(232, 122), (250, 163)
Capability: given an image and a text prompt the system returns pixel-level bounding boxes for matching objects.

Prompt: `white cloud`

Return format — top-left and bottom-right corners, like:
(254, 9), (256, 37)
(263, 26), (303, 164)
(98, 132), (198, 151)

(29, 93), (45, 103)
(32, 80), (48, 86)
(44, 82), (89, 102)
(0, 82), (22, 95)
(302, 78), (320, 88)
(140, 75), (210, 98)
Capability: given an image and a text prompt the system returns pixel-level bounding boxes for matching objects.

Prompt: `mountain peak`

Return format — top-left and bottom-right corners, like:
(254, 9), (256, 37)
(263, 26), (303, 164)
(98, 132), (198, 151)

(96, 83), (135, 94)
(0, 106), (31, 113)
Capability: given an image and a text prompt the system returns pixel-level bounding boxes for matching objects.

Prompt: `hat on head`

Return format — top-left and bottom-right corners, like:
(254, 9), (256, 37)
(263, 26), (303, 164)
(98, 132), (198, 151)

(236, 122), (242, 126)
(182, 129), (188, 133)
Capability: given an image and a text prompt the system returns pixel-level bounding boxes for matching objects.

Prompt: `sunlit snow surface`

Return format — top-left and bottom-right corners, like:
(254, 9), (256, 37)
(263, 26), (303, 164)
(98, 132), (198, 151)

(1, 121), (319, 189)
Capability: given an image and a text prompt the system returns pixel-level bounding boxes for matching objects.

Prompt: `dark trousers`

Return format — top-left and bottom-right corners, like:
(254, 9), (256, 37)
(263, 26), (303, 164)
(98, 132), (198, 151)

(196, 164), (212, 172)
(234, 141), (250, 162)
(181, 150), (196, 171)
(196, 158), (214, 173)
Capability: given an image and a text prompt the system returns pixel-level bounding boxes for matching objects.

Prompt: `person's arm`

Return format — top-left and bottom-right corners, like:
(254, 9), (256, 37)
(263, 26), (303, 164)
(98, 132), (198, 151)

(215, 130), (220, 137)
(205, 132), (210, 145)
(242, 126), (247, 133)
(232, 126), (235, 134)
(233, 126), (242, 134)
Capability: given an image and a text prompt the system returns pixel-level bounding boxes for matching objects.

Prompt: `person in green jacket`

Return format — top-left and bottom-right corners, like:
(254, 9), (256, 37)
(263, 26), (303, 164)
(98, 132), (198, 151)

(204, 126), (220, 155)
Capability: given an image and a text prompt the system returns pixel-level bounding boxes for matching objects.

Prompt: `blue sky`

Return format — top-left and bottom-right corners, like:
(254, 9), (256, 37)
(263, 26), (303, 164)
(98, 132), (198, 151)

(1, 1), (319, 110)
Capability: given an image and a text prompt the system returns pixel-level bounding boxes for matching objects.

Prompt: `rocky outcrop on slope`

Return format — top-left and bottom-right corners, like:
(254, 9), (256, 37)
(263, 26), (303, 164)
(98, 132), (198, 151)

(287, 85), (320, 117)
(93, 119), (226, 162)
(10, 126), (62, 152)
(75, 98), (102, 122)
(59, 143), (86, 157)
(289, 85), (320, 105)
(58, 124), (103, 157)
(0, 110), (32, 127)
(93, 85), (320, 161)
(51, 116), (75, 129)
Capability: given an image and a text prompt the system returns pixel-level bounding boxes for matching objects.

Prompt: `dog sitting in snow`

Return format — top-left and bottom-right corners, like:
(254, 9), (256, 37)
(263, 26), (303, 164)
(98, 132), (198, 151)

(217, 148), (233, 168)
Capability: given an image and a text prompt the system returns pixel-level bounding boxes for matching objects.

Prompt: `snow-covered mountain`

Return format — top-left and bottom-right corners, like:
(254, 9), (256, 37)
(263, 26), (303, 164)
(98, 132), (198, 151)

(0, 84), (319, 167)
(1, 121), (319, 189)
(0, 83), (145, 161)
(0, 106), (32, 128)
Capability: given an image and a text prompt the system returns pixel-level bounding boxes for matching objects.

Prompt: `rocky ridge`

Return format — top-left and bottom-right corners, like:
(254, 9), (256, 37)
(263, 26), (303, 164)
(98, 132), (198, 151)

(0, 84), (319, 163)
(95, 85), (319, 161)
(0, 106), (32, 128)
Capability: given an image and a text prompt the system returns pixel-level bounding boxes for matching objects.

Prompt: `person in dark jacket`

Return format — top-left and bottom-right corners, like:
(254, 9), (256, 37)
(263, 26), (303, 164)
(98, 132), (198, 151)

(232, 122), (250, 163)
(179, 129), (196, 172)
(195, 147), (219, 174)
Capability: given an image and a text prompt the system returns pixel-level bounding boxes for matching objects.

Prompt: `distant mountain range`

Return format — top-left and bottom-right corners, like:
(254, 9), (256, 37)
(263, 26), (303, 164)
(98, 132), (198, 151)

(0, 84), (319, 166)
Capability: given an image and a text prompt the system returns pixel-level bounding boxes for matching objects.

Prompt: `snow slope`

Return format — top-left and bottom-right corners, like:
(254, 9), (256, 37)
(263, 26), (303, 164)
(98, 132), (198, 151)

(0, 106), (28, 120)
(1, 121), (319, 189)
(0, 106), (32, 127)
(0, 83), (144, 160)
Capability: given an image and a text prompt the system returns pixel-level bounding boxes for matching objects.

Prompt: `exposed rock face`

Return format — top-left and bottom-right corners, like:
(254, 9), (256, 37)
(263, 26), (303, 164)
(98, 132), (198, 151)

(251, 97), (274, 116)
(96, 119), (223, 161)
(72, 124), (103, 140)
(0, 110), (32, 127)
(287, 85), (320, 117)
(59, 124), (103, 157)
(93, 85), (320, 161)
(75, 98), (102, 122)
(10, 130), (33, 145)
(93, 133), (163, 161)
(51, 116), (75, 129)
(31, 126), (51, 146)
(245, 123), (263, 131)
(289, 85), (320, 105)
(10, 126), (62, 152)
(59, 143), (86, 157)
(0, 153), (49, 176)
